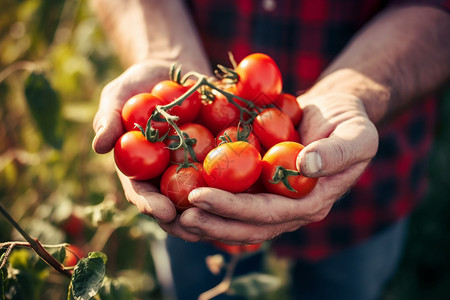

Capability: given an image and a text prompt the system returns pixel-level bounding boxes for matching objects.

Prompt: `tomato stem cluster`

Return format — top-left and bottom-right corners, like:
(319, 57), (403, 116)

(146, 64), (262, 167)
(119, 53), (313, 197)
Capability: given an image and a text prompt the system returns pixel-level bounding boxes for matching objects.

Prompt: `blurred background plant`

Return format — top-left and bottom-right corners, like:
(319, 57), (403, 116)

(0, 0), (170, 299)
(0, 0), (449, 299)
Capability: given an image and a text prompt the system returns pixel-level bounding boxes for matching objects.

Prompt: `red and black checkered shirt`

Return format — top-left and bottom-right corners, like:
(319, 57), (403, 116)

(187, 0), (450, 260)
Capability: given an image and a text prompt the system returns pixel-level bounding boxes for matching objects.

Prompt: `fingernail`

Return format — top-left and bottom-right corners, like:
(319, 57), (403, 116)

(92, 127), (104, 151)
(304, 151), (322, 175)
(188, 189), (212, 210)
(188, 188), (201, 200)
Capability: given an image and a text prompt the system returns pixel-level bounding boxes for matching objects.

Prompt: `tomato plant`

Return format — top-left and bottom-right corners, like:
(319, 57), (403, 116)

(212, 241), (262, 255)
(252, 107), (300, 150)
(61, 214), (84, 238)
(165, 123), (215, 163)
(235, 53), (282, 106)
(160, 163), (207, 211)
(64, 245), (85, 267)
(274, 93), (303, 127)
(216, 125), (262, 153)
(261, 141), (318, 198)
(151, 80), (202, 125)
(202, 141), (262, 193)
(121, 92), (170, 135)
(196, 89), (241, 135)
(114, 131), (170, 180)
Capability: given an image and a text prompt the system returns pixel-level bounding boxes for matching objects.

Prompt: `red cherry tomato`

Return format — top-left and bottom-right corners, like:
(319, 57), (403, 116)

(273, 93), (303, 127)
(235, 53), (282, 106)
(165, 123), (215, 163)
(212, 241), (262, 255)
(64, 245), (85, 267)
(196, 90), (241, 135)
(61, 214), (84, 238)
(160, 163), (207, 211)
(261, 141), (318, 198)
(202, 141), (262, 193)
(252, 107), (300, 150)
(114, 131), (170, 180)
(121, 93), (169, 135)
(151, 80), (202, 125)
(216, 125), (262, 153)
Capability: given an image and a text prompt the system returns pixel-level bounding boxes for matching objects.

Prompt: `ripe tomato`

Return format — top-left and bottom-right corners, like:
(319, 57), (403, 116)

(273, 93), (303, 127)
(252, 107), (300, 150)
(203, 141), (262, 193)
(160, 163), (207, 211)
(261, 141), (318, 198)
(121, 93), (170, 135)
(216, 125), (262, 153)
(114, 131), (170, 180)
(196, 90), (241, 135)
(61, 214), (84, 238)
(165, 123), (215, 163)
(151, 80), (202, 125)
(64, 244), (85, 267)
(235, 53), (282, 106)
(212, 241), (262, 255)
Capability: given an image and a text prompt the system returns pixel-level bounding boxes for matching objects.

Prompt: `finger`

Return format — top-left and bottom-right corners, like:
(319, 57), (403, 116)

(92, 79), (129, 154)
(188, 187), (329, 225)
(92, 63), (168, 154)
(117, 171), (177, 223)
(159, 215), (202, 243)
(180, 207), (304, 244)
(92, 101), (124, 154)
(297, 116), (378, 177)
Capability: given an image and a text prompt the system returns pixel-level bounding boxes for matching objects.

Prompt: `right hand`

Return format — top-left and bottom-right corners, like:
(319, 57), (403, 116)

(92, 60), (179, 224)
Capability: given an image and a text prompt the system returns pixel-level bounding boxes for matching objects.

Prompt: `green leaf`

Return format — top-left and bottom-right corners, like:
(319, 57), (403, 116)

(70, 252), (107, 300)
(56, 246), (67, 264)
(98, 277), (134, 300)
(228, 272), (282, 298)
(8, 249), (31, 270)
(4, 249), (49, 299)
(24, 71), (64, 149)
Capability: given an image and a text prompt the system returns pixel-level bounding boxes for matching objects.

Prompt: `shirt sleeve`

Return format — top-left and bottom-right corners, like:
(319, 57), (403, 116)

(388, 0), (450, 11)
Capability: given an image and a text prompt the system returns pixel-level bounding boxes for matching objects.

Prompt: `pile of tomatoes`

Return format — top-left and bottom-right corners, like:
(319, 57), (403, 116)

(113, 53), (318, 214)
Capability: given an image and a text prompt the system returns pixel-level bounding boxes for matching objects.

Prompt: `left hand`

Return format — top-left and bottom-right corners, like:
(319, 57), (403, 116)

(167, 92), (379, 244)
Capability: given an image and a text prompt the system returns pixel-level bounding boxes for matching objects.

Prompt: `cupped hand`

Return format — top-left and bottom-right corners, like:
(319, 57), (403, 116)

(174, 92), (379, 244)
(92, 60), (179, 223)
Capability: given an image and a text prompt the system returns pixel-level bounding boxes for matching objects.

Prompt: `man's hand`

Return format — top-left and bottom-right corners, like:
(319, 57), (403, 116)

(169, 92), (379, 244)
(92, 60), (173, 154)
(92, 60), (179, 223)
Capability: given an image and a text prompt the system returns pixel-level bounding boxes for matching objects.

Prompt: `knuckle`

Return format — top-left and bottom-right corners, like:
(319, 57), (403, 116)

(308, 208), (329, 223)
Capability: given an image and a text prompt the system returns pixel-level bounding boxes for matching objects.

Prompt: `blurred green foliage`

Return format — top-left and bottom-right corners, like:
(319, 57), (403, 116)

(0, 0), (169, 299)
(0, 0), (449, 299)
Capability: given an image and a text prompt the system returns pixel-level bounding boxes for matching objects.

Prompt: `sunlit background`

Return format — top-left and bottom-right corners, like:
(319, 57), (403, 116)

(1, 0), (449, 299)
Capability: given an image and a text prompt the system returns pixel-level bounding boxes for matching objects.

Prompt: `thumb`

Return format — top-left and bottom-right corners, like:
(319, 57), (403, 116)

(296, 118), (378, 177)
(92, 82), (127, 154)
(92, 108), (124, 154)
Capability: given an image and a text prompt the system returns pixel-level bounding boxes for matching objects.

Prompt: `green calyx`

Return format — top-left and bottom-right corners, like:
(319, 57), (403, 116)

(270, 166), (300, 192)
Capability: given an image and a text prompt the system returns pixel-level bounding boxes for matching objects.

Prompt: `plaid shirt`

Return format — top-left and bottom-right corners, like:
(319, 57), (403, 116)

(187, 0), (450, 260)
